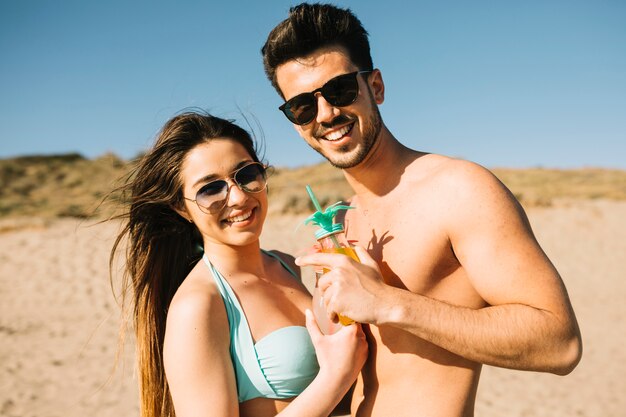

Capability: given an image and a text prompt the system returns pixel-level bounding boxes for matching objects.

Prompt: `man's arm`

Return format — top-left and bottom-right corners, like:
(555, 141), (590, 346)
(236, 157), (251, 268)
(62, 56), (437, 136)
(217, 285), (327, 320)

(297, 162), (582, 375)
(433, 161), (581, 373)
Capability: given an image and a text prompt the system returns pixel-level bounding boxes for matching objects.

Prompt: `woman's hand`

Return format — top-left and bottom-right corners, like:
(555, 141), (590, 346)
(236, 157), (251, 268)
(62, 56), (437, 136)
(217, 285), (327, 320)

(305, 309), (368, 388)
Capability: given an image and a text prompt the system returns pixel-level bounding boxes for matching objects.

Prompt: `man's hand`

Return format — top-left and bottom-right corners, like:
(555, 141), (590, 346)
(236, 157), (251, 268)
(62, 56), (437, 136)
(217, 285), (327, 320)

(296, 246), (389, 324)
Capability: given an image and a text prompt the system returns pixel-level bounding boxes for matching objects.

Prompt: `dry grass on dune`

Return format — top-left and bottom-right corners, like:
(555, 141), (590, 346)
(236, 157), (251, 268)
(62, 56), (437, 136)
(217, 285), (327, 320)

(492, 167), (626, 206)
(0, 153), (130, 220)
(268, 163), (626, 212)
(266, 162), (352, 214)
(0, 154), (625, 224)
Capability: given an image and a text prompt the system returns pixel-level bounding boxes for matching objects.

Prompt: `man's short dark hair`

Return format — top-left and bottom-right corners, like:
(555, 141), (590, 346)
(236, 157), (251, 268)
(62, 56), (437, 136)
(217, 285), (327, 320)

(262, 2), (373, 96)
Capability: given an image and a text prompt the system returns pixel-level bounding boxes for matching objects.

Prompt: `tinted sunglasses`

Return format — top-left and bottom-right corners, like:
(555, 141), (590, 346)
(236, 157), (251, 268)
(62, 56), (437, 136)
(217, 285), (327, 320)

(279, 70), (373, 125)
(184, 162), (267, 214)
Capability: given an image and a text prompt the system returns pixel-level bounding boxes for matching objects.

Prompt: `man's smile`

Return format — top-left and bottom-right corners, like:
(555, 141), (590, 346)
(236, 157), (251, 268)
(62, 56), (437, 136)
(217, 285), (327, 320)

(321, 122), (355, 141)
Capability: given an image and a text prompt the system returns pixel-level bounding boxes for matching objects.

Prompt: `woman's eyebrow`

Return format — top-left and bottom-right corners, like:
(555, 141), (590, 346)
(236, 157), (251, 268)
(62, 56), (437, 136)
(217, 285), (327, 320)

(192, 173), (219, 188)
(191, 160), (254, 188)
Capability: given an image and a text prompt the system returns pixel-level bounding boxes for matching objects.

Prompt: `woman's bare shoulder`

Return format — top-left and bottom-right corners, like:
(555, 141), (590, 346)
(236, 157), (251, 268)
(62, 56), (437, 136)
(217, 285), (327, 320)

(163, 262), (237, 415)
(166, 262), (228, 345)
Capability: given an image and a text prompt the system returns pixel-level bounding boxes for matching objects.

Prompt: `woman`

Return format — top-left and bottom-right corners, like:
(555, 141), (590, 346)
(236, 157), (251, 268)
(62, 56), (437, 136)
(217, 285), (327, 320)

(110, 110), (367, 417)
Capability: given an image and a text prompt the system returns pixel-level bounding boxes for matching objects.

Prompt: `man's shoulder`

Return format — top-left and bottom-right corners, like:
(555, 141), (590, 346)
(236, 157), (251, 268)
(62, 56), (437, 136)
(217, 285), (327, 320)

(401, 154), (518, 213)
(424, 155), (522, 216)
(409, 154), (498, 188)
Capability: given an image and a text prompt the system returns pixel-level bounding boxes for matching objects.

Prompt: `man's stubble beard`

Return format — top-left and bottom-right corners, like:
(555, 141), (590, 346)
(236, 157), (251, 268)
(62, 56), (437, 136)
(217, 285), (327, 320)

(315, 93), (383, 169)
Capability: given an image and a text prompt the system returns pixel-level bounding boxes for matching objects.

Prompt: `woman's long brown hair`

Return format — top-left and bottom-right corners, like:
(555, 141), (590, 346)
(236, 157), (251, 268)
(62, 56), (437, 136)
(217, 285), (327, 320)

(109, 111), (260, 417)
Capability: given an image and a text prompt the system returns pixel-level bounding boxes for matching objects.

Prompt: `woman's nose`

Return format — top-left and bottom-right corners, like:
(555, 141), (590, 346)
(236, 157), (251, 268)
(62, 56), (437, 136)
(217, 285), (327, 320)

(225, 179), (248, 206)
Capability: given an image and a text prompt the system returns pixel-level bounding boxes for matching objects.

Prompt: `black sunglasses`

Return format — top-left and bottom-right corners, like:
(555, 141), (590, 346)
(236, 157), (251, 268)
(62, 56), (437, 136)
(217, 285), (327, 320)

(279, 70), (373, 125)
(184, 162), (268, 214)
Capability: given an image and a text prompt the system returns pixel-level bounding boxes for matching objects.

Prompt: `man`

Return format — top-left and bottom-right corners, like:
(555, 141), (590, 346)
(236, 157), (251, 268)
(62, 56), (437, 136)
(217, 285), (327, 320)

(262, 3), (582, 416)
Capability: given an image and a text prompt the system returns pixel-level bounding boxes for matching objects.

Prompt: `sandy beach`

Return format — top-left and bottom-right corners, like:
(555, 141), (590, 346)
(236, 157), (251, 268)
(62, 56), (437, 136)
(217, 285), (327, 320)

(1, 200), (625, 417)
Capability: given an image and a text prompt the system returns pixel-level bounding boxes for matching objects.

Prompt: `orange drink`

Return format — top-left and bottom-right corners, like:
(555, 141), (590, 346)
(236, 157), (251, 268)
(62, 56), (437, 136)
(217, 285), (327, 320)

(320, 246), (360, 325)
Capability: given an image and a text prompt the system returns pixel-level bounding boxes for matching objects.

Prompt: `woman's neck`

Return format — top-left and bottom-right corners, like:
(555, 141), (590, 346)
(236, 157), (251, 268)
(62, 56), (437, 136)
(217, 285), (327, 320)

(202, 240), (266, 277)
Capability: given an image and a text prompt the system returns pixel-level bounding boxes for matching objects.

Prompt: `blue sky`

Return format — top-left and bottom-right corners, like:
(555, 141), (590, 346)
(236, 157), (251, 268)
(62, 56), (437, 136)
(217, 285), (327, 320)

(1, 1), (625, 169)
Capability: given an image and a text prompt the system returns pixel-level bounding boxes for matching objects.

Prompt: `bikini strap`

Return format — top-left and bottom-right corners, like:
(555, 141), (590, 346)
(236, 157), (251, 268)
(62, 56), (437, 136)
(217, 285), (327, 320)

(261, 249), (299, 280)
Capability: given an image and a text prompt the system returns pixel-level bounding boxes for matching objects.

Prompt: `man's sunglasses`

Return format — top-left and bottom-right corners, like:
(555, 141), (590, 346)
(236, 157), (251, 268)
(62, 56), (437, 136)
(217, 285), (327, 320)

(184, 162), (268, 214)
(279, 70), (373, 125)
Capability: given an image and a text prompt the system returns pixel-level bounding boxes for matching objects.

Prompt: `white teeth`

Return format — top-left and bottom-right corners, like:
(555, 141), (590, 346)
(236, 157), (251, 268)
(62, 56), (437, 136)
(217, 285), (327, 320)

(324, 124), (352, 141)
(225, 210), (252, 223)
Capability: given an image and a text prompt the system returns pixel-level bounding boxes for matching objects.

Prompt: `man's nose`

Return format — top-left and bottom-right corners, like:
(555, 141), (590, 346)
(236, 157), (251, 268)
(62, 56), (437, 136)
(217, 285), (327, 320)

(315, 93), (340, 124)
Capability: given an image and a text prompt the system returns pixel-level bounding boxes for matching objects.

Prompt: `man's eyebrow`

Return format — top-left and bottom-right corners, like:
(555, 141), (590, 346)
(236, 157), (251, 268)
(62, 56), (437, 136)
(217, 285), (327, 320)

(191, 160), (254, 188)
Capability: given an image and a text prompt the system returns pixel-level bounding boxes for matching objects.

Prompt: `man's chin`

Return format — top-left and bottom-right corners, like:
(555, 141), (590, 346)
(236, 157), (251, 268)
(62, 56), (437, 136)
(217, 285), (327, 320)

(309, 141), (366, 168)
(324, 152), (366, 169)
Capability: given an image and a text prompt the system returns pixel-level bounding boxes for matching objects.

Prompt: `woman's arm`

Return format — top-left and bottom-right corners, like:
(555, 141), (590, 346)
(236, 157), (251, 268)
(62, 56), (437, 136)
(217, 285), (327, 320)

(164, 289), (240, 417)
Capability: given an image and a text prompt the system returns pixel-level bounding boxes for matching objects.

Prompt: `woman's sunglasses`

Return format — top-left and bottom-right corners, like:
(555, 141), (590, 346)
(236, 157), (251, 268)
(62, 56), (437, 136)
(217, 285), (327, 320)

(279, 70), (372, 125)
(184, 162), (268, 214)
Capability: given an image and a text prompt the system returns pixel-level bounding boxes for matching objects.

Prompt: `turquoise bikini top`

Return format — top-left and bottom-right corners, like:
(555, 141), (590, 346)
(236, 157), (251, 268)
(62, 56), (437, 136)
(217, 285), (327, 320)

(203, 251), (319, 402)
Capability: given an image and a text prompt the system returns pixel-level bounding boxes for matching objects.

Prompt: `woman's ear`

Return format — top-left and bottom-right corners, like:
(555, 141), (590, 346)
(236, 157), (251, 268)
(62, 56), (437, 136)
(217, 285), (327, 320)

(173, 204), (193, 223)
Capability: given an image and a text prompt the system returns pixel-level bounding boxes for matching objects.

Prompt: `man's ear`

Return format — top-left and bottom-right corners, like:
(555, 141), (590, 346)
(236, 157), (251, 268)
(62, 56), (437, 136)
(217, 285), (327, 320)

(369, 69), (385, 105)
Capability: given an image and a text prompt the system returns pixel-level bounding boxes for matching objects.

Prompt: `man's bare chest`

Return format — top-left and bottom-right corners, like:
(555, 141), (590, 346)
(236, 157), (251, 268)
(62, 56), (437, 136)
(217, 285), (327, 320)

(343, 205), (460, 294)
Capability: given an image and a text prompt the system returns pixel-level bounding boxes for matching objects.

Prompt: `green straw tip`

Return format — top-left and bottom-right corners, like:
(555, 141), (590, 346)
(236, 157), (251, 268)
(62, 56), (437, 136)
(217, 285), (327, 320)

(305, 185), (323, 212)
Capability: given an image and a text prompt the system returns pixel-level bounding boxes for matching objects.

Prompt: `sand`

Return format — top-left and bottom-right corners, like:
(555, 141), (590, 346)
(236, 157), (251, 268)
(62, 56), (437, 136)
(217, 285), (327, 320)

(1, 200), (625, 417)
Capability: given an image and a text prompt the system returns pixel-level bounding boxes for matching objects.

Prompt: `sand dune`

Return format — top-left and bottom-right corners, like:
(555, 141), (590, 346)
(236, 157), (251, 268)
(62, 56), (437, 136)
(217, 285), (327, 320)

(1, 200), (624, 416)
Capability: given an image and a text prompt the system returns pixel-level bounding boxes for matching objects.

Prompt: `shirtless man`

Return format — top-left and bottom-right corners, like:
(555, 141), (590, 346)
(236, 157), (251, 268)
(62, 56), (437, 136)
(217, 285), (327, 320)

(261, 3), (582, 416)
